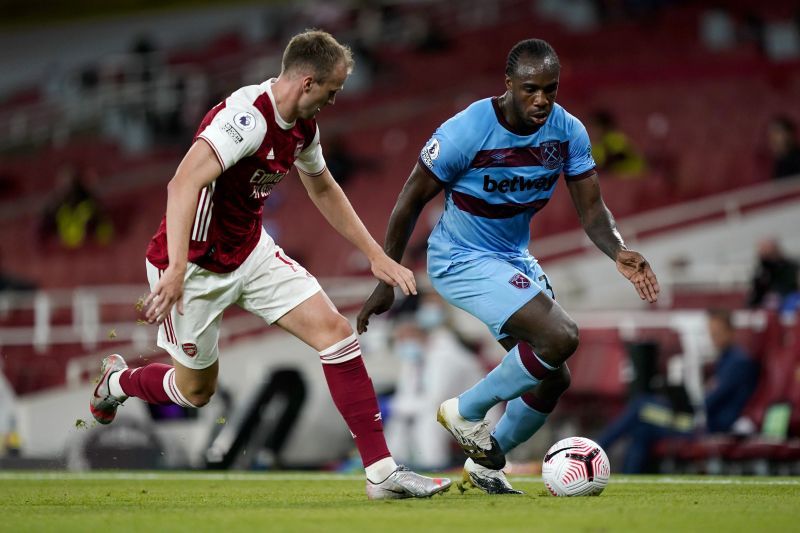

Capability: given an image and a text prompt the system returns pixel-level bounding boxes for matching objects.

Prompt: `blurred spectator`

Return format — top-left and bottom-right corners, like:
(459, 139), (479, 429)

(738, 11), (766, 54)
(39, 165), (114, 249)
(590, 110), (646, 179)
(747, 238), (799, 309)
(700, 8), (736, 51)
(594, 0), (670, 24)
(0, 360), (20, 457)
(766, 115), (800, 179)
(384, 292), (483, 469)
(780, 283), (800, 315)
(643, 112), (678, 187)
(130, 34), (159, 84)
(405, 12), (451, 53)
(0, 171), (21, 202)
(597, 309), (759, 473)
(0, 249), (36, 292)
(324, 137), (358, 187)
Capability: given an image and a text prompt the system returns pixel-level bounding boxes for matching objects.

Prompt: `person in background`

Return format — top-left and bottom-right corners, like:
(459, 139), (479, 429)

(590, 109), (646, 179)
(747, 238), (799, 309)
(39, 165), (114, 249)
(385, 292), (484, 469)
(766, 115), (800, 180)
(0, 248), (36, 292)
(324, 136), (357, 187)
(0, 360), (20, 457)
(597, 309), (759, 473)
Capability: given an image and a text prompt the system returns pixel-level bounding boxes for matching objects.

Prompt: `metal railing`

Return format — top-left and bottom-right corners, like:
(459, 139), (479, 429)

(532, 175), (800, 261)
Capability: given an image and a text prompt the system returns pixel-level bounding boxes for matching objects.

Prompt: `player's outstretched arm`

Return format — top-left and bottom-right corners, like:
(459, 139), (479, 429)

(144, 139), (222, 324)
(298, 167), (416, 296)
(566, 172), (660, 303)
(357, 163), (443, 333)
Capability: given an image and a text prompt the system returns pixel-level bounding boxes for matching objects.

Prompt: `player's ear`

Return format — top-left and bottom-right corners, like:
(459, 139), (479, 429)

(302, 75), (314, 93)
(504, 75), (513, 91)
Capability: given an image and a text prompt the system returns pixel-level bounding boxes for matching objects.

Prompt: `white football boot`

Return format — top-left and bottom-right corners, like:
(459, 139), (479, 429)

(366, 466), (451, 500)
(89, 354), (128, 424)
(461, 458), (523, 495)
(437, 397), (506, 470)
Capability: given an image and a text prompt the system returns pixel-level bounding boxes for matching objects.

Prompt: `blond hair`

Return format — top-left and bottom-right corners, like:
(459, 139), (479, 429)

(282, 29), (354, 80)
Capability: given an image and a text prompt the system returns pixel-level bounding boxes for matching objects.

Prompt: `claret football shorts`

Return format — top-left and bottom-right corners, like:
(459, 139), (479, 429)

(145, 228), (321, 369)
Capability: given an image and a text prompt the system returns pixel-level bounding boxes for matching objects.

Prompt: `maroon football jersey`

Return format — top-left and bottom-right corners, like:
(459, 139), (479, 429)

(146, 80), (326, 273)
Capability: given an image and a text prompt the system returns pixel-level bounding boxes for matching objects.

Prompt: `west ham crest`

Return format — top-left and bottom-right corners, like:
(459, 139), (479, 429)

(539, 140), (563, 170)
(509, 273), (531, 289)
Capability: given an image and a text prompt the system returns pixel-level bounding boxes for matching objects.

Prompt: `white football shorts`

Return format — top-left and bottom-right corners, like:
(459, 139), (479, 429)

(145, 228), (321, 369)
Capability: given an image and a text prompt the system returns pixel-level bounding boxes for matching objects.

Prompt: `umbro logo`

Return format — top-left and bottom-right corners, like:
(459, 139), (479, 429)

(491, 153), (505, 161)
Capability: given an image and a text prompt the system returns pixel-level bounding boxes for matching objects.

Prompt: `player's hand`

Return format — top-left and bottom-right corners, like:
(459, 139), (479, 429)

(615, 249), (660, 303)
(368, 253), (417, 297)
(144, 265), (186, 324)
(357, 283), (396, 334)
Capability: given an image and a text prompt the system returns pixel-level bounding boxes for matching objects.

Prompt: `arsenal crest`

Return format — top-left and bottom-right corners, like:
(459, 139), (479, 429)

(509, 273), (531, 289)
(539, 140), (564, 170)
(182, 343), (198, 357)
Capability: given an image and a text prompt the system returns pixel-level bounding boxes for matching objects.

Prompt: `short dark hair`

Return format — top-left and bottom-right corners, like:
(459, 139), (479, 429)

(282, 30), (354, 80)
(505, 39), (560, 77)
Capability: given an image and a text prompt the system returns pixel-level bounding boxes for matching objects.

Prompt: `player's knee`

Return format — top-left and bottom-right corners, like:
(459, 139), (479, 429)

(327, 313), (354, 342)
(552, 320), (579, 362)
(183, 384), (216, 407)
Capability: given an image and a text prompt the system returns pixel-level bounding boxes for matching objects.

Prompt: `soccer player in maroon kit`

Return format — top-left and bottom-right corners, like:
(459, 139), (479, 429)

(89, 30), (450, 499)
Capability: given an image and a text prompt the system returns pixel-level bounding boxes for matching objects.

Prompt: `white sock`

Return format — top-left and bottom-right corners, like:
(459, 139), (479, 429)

(162, 368), (198, 408)
(319, 333), (361, 364)
(108, 370), (128, 399)
(365, 456), (398, 483)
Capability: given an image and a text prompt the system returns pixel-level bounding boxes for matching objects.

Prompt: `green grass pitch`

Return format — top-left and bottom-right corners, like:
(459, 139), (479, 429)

(1, 472), (797, 532)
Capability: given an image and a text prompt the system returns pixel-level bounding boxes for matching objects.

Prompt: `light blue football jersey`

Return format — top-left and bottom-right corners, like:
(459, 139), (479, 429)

(419, 98), (596, 276)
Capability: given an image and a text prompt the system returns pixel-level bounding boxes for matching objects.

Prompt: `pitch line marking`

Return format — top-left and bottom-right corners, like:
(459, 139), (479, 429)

(0, 472), (798, 485)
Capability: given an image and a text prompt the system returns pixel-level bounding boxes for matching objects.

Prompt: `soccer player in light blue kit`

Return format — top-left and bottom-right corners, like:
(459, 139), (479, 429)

(357, 39), (660, 493)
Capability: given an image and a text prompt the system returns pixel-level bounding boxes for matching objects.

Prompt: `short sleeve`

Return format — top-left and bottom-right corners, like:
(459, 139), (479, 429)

(197, 105), (267, 171)
(563, 118), (597, 181)
(418, 128), (470, 185)
(294, 126), (326, 176)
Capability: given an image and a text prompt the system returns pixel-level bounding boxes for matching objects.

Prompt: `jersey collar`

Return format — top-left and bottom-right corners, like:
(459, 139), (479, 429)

(265, 78), (295, 131)
(492, 96), (545, 136)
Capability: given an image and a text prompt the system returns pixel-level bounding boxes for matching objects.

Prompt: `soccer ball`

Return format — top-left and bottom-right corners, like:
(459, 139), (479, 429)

(541, 436), (610, 496)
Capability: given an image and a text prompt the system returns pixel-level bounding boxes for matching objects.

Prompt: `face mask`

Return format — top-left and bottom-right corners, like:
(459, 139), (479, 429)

(394, 340), (424, 361)
(416, 304), (445, 330)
